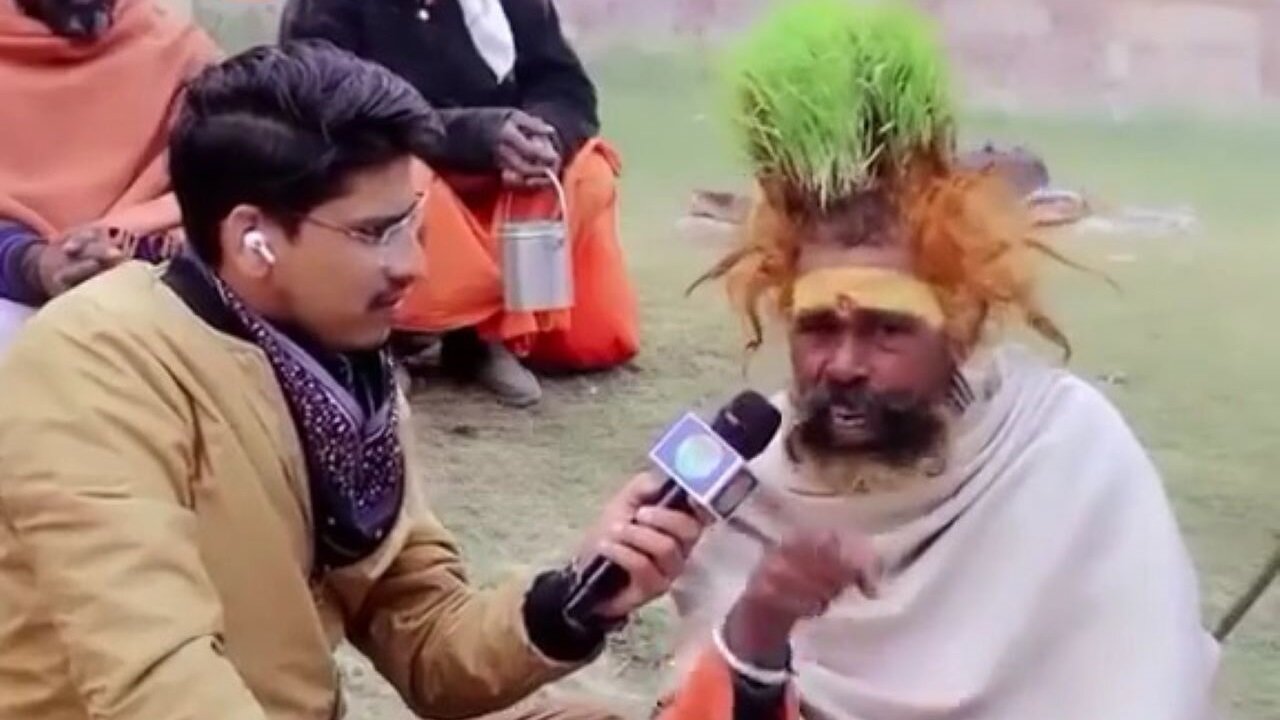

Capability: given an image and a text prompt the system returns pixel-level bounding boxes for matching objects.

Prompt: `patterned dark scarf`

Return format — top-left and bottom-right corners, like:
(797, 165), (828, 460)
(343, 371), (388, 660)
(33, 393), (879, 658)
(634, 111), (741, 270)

(205, 270), (406, 574)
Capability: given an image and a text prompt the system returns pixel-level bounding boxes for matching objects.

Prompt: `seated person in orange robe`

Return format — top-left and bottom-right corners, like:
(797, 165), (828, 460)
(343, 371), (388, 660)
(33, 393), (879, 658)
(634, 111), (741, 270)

(280, 0), (639, 406)
(0, 0), (218, 352)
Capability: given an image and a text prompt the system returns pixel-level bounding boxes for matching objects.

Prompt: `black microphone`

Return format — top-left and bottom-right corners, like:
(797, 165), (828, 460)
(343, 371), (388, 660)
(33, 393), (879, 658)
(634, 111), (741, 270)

(563, 391), (783, 624)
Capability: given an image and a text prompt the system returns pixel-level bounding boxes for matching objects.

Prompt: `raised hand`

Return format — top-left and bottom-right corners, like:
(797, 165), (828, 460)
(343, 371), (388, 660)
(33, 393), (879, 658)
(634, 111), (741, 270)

(722, 532), (880, 668)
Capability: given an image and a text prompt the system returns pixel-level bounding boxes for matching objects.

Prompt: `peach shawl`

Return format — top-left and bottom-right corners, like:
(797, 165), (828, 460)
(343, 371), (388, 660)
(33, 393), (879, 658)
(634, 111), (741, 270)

(0, 0), (218, 240)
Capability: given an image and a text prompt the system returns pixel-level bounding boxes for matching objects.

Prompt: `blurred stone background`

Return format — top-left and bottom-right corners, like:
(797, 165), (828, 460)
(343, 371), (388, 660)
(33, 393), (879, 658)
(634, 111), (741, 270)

(167, 0), (1280, 114)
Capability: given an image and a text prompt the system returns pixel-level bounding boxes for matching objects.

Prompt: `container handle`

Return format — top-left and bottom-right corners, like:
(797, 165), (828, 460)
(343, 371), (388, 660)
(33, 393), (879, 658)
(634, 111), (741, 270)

(499, 168), (570, 225)
(543, 168), (568, 224)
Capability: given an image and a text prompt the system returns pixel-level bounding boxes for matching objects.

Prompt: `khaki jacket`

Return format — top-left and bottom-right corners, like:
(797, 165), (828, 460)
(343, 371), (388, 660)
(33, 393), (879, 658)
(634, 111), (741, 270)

(0, 264), (576, 720)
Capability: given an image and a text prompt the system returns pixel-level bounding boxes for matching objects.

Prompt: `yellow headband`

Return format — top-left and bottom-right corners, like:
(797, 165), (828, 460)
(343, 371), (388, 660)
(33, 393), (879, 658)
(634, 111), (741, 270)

(791, 267), (945, 328)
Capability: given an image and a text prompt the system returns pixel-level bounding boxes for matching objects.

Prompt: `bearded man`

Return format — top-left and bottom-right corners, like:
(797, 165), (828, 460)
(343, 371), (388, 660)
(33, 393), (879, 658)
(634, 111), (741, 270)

(655, 2), (1219, 719)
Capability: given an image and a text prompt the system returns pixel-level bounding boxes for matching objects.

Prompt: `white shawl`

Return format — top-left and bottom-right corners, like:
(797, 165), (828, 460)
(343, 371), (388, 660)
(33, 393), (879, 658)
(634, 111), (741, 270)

(671, 346), (1219, 720)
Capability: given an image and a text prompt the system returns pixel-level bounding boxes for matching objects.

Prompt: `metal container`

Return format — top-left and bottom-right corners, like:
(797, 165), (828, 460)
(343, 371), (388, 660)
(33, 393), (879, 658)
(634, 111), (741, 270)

(501, 170), (573, 312)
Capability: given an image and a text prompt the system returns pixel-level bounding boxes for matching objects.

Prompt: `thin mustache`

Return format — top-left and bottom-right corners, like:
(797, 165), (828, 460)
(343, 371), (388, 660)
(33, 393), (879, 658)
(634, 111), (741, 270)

(371, 291), (404, 308)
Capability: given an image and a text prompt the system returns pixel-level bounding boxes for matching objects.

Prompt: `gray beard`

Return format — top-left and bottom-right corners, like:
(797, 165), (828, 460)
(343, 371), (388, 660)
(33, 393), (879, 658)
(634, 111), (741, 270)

(782, 369), (975, 496)
(783, 404), (954, 497)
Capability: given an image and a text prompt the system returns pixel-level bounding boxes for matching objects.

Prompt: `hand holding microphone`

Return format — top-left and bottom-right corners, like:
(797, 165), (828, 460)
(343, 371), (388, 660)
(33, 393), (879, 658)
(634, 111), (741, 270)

(564, 391), (783, 625)
(545, 390), (877, 686)
(570, 473), (710, 621)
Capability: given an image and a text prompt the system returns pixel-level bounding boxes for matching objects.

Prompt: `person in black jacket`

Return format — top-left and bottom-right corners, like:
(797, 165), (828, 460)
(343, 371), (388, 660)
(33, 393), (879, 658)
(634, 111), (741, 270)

(281, 0), (639, 408)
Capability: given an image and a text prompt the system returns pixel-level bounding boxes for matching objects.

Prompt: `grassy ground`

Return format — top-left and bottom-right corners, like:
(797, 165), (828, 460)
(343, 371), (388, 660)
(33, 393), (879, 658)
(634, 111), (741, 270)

(353, 50), (1280, 719)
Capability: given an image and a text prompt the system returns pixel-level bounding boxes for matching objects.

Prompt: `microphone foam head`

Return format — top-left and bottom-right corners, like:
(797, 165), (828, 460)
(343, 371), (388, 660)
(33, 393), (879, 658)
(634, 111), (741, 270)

(712, 391), (783, 460)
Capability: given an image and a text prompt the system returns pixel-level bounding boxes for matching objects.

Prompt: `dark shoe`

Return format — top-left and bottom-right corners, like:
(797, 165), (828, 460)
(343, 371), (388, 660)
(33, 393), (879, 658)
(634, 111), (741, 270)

(477, 342), (541, 407)
(389, 331), (442, 374)
(439, 329), (541, 407)
(439, 328), (489, 381)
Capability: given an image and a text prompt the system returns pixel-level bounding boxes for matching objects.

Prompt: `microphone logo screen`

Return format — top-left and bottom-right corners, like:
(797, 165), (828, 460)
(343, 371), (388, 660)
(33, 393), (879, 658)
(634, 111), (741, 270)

(650, 413), (745, 506)
(675, 435), (724, 480)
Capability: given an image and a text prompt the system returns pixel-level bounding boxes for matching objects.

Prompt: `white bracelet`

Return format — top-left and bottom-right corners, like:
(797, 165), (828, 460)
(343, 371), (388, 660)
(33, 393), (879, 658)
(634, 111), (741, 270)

(712, 624), (791, 687)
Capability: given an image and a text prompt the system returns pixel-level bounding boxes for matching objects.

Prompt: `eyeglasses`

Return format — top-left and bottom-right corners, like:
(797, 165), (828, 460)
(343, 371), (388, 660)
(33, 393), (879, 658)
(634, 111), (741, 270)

(299, 192), (426, 248)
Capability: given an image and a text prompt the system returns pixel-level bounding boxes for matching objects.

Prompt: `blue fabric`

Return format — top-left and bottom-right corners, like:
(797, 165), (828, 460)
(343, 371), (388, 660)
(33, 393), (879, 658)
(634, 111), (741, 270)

(0, 222), (43, 305)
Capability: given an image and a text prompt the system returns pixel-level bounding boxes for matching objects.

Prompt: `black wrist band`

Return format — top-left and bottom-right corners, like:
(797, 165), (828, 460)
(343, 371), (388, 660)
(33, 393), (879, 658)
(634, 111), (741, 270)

(523, 567), (619, 663)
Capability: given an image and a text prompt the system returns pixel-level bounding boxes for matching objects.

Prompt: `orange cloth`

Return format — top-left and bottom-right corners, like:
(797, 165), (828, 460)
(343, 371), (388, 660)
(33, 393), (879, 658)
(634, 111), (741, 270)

(395, 139), (639, 371)
(0, 0), (219, 241)
(657, 648), (798, 720)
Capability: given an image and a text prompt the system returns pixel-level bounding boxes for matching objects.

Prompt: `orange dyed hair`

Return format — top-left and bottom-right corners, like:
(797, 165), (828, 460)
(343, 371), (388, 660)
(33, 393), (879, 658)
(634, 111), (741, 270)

(691, 163), (1077, 360)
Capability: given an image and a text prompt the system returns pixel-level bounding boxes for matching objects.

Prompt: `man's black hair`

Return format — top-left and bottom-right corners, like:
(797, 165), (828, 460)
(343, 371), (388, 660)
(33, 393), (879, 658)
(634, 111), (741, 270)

(169, 40), (444, 264)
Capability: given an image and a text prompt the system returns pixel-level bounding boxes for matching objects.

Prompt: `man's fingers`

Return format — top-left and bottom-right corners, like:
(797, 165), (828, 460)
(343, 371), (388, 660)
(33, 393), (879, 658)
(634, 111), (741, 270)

(775, 535), (845, 587)
(499, 121), (559, 169)
(496, 145), (544, 177)
(52, 258), (104, 291)
(629, 471), (666, 497)
(500, 170), (552, 189)
(76, 238), (125, 264)
(771, 533), (878, 600)
(60, 232), (91, 257)
(753, 572), (833, 618)
(518, 145), (559, 171)
(853, 569), (879, 600)
(597, 538), (665, 599)
(503, 131), (545, 159)
(611, 522), (685, 579)
(524, 137), (561, 168)
(775, 556), (849, 601)
(611, 472), (665, 514)
(521, 172), (554, 188)
(511, 111), (557, 138)
(634, 505), (706, 555)
(842, 535), (877, 565)
(500, 169), (526, 188)
(64, 226), (120, 253)
(840, 536), (882, 598)
(741, 541), (872, 628)
(581, 501), (686, 619)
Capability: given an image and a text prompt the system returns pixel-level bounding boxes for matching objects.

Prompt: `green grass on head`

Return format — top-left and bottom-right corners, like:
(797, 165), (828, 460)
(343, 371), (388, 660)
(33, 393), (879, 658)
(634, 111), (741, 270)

(724, 0), (955, 206)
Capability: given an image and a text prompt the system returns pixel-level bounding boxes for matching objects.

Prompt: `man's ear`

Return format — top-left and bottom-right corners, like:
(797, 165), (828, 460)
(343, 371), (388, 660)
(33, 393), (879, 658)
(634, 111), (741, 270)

(222, 205), (276, 277)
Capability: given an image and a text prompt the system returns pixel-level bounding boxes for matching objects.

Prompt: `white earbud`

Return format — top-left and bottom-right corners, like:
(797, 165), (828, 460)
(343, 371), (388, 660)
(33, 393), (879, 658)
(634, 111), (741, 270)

(242, 229), (276, 266)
